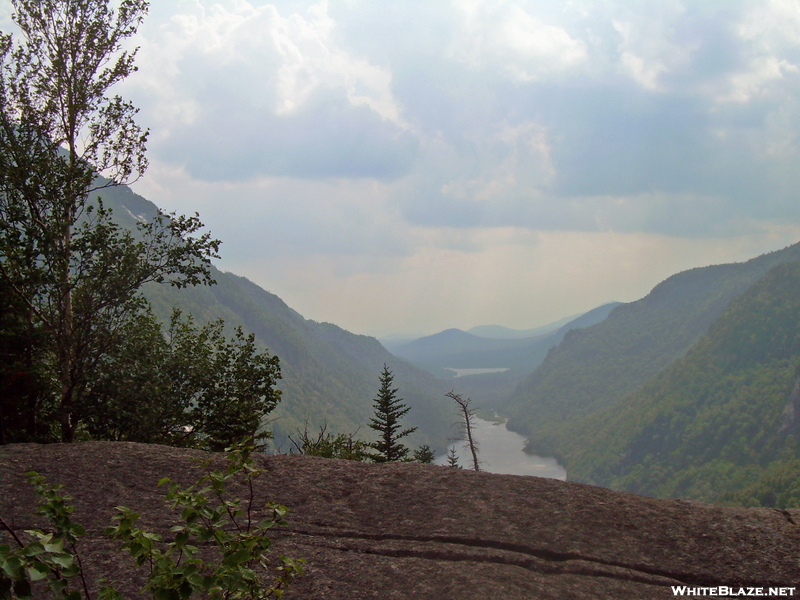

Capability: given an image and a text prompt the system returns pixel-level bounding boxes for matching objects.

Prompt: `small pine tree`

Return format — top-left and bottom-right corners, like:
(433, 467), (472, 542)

(413, 445), (436, 464)
(446, 446), (461, 469)
(369, 365), (417, 462)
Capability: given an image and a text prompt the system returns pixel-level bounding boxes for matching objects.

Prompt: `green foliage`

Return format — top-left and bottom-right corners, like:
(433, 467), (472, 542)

(446, 447), (461, 469)
(0, 444), (304, 599)
(0, 277), (58, 444)
(412, 445), (435, 464)
(0, 473), (118, 599)
(81, 308), (281, 451)
(369, 365), (417, 463)
(0, 0), (220, 443)
(107, 444), (304, 599)
(288, 422), (371, 461)
(558, 261), (800, 507)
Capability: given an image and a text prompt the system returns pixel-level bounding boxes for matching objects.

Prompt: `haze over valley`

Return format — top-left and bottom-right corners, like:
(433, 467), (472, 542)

(8, 3), (800, 598)
(97, 178), (800, 506)
(5, 0), (800, 508)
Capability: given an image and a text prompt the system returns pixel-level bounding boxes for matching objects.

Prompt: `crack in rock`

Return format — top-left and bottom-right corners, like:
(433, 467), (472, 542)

(283, 526), (747, 588)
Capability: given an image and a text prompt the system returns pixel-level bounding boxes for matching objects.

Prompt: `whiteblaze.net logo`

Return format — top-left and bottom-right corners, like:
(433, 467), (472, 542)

(672, 587), (796, 597)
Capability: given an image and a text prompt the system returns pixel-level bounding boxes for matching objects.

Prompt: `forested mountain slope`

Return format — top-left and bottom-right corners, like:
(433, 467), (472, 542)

(563, 261), (800, 507)
(501, 242), (800, 458)
(98, 185), (452, 451)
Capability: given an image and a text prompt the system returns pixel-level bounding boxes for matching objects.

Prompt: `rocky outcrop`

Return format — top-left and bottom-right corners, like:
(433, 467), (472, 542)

(1, 442), (798, 599)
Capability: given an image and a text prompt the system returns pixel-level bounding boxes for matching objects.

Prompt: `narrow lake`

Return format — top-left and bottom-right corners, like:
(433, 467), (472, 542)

(435, 416), (567, 480)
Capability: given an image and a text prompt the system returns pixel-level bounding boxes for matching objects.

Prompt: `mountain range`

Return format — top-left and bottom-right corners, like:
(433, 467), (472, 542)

(97, 180), (800, 506)
(499, 241), (800, 505)
(562, 260), (800, 506)
(383, 303), (620, 376)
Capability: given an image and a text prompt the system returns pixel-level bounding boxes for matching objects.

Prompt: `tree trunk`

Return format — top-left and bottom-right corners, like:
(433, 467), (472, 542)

(461, 405), (480, 471)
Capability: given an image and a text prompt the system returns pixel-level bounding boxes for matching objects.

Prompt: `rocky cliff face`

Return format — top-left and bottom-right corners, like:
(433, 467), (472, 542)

(1, 442), (798, 599)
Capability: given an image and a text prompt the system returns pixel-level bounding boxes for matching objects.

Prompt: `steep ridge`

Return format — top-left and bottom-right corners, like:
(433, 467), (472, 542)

(95, 184), (452, 451)
(502, 242), (800, 459)
(2, 442), (799, 599)
(563, 261), (800, 506)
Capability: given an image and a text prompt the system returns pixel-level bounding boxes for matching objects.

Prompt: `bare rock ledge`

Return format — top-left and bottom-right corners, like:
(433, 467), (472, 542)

(1, 442), (799, 599)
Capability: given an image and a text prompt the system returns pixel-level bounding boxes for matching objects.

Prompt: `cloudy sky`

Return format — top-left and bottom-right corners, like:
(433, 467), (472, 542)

(7, 0), (800, 337)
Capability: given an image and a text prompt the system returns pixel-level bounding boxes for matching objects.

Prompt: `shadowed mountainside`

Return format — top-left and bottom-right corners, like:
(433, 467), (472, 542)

(502, 242), (800, 459)
(1, 442), (799, 599)
(563, 261), (800, 506)
(94, 183), (453, 452)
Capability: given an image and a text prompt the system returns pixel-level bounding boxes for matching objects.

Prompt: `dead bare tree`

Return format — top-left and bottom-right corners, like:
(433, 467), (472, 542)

(446, 391), (480, 471)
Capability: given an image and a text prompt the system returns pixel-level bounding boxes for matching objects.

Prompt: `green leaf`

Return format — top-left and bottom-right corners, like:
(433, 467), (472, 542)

(20, 542), (44, 557)
(41, 537), (64, 554)
(1, 556), (24, 580)
(223, 548), (251, 566)
(50, 552), (75, 569)
(98, 585), (125, 600)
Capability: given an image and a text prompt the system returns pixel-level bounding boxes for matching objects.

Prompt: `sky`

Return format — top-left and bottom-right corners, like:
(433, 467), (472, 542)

(5, 0), (800, 337)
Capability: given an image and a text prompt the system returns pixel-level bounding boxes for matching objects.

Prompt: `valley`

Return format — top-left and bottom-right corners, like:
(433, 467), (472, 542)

(4, 3), (800, 597)
(374, 239), (800, 507)
(9, 176), (800, 509)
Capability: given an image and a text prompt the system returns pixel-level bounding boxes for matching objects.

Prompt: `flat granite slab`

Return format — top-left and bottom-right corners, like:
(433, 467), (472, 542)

(1, 442), (798, 599)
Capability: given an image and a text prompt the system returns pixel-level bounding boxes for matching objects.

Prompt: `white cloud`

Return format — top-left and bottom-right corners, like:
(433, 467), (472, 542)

(611, 2), (694, 92)
(437, 119), (555, 212)
(449, 0), (588, 81)
(738, 0), (800, 48)
(111, 0), (800, 334)
(711, 55), (798, 104)
(124, 0), (406, 149)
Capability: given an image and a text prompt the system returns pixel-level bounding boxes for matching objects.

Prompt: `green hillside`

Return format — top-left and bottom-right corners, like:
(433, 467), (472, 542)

(502, 242), (800, 459)
(563, 261), (800, 507)
(96, 185), (452, 452)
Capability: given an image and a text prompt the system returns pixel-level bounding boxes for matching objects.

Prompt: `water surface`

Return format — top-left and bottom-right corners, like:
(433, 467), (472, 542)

(444, 368), (510, 377)
(435, 416), (566, 480)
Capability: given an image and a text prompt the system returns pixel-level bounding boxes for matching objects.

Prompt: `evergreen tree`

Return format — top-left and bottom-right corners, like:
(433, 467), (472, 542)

(369, 365), (417, 462)
(446, 447), (461, 469)
(413, 445), (436, 464)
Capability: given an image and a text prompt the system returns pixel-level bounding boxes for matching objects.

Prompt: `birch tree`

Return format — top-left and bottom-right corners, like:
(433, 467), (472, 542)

(0, 0), (219, 442)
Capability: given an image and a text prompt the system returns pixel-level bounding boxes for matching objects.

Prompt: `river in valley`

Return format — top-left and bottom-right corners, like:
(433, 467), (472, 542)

(434, 415), (567, 480)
